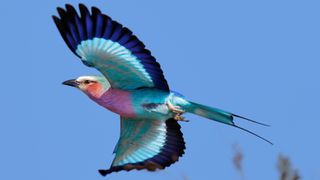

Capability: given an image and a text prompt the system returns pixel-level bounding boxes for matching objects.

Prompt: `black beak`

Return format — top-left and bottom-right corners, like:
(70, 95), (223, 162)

(62, 79), (79, 87)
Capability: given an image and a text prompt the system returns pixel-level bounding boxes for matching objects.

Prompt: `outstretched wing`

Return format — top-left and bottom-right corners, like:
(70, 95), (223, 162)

(99, 118), (185, 176)
(53, 4), (169, 91)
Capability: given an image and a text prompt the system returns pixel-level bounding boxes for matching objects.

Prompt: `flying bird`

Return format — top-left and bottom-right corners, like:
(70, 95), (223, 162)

(53, 4), (271, 176)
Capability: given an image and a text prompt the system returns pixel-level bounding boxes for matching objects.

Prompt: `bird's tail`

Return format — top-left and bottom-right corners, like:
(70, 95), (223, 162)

(184, 101), (272, 144)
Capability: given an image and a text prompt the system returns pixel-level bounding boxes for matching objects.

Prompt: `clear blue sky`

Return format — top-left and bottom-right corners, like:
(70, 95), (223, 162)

(1, 0), (320, 179)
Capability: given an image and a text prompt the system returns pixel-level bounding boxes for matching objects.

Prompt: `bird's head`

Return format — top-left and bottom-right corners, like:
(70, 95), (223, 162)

(62, 76), (110, 98)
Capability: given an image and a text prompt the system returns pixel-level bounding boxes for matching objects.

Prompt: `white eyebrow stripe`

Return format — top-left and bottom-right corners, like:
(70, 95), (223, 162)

(76, 76), (98, 82)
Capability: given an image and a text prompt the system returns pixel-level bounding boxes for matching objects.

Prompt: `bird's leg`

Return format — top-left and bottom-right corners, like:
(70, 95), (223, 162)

(173, 114), (189, 122)
(166, 102), (188, 122)
(166, 102), (184, 114)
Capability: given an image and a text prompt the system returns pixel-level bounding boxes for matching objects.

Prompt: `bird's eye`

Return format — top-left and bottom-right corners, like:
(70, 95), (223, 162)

(83, 80), (91, 84)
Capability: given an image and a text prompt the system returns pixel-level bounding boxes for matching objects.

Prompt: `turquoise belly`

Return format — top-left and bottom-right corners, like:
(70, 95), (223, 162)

(130, 88), (172, 120)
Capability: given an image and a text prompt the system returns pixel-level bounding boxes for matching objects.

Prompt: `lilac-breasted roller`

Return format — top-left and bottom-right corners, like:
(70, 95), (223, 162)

(53, 4), (271, 176)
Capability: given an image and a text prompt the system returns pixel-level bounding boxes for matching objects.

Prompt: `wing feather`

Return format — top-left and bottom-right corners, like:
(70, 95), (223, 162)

(53, 4), (170, 91)
(98, 118), (185, 176)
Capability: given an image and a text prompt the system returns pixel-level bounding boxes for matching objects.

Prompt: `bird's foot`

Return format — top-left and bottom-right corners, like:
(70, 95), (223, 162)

(166, 102), (185, 114)
(174, 114), (189, 122)
(166, 102), (188, 122)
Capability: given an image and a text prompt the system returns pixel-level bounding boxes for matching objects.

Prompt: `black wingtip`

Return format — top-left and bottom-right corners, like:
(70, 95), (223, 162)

(91, 6), (101, 14)
(52, 16), (61, 26)
(233, 114), (271, 127)
(65, 4), (78, 15)
(98, 169), (108, 176)
(79, 3), (88, 12)
(52, 15), (59, 21)
(65, 4), (74, 9)
(57, 7), (66, 18)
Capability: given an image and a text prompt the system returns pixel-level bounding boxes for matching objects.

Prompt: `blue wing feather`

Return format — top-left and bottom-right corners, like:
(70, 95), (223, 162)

(86, 18), (93, 39)
(118, 28), (132, 44)
(91, 7), (104, 38)
(67, 22), (79, 43)
(79, 4), (93, 39)
(65, 5), (85, 42)
(102, 15), (113, 39)
(110, 23), (123, 41)
(130, 42), (145, 52)
(66, 34), (76, 50)
(124, 35), (141, 49)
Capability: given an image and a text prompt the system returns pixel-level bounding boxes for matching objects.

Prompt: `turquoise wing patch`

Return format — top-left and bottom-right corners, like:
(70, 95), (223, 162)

(53, 4), (169, 91)
(99, 117), (185, 176)
(76, 38), (153, 90)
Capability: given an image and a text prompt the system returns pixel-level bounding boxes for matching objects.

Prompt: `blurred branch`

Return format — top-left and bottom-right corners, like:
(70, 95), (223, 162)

(232, 144), (245, 180)
(277, 154), (301, 180)
(182, 174), (189, 180)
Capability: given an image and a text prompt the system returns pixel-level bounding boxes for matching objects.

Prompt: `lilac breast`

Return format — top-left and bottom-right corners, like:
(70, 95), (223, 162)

(91, 88), (135, 117)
